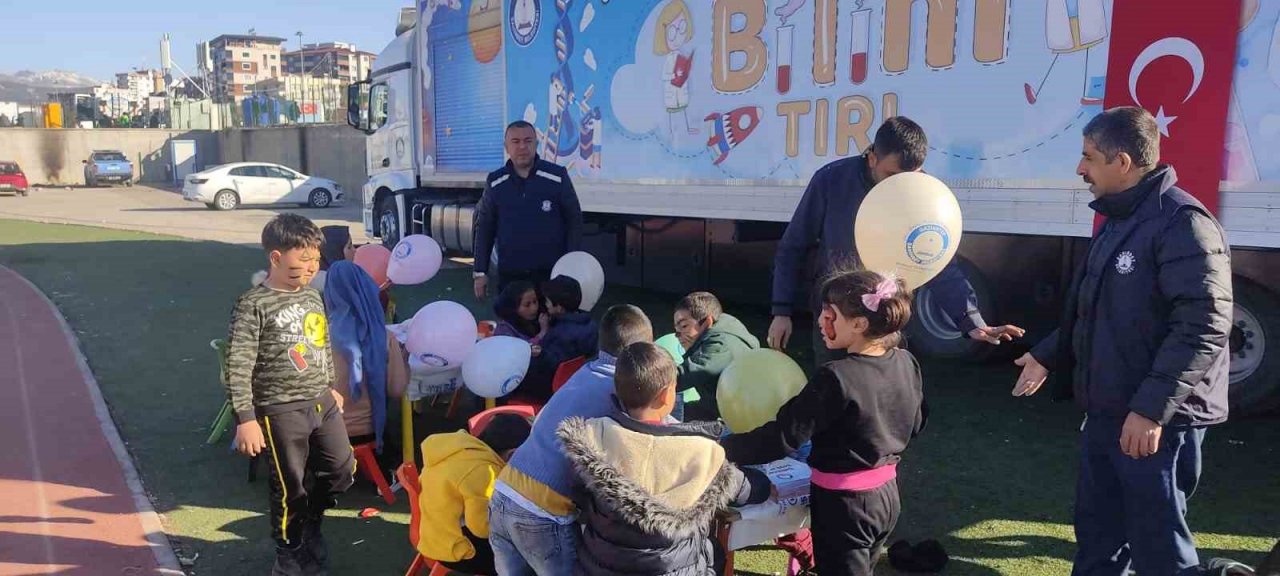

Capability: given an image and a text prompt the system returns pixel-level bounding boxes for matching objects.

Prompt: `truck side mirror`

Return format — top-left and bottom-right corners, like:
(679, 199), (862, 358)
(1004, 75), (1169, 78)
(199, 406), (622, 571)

(347, 81), (370, 132)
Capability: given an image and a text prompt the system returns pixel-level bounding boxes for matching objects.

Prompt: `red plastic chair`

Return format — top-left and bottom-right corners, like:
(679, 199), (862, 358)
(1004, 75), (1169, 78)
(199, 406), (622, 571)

(354, 443), (396, 505)
(468, 405), (537, 435)
(551, 356), (587, 394)
(396, 464), (450, 576)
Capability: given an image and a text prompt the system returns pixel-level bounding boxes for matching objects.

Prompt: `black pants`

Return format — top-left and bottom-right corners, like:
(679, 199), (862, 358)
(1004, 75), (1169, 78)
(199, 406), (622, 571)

(261, 393), (356, 548)
(496, 267), (553, 294)
(439, 529), (497, 575)
(810, 481), (901, 576)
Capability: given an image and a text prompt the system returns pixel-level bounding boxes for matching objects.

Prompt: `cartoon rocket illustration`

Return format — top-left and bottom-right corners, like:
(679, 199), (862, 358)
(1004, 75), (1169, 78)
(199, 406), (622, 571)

(704, 106), (762, 165)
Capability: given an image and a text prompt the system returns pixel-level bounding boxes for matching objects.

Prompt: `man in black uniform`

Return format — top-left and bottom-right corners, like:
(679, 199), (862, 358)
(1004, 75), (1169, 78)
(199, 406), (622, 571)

(473, 121), (584, 299)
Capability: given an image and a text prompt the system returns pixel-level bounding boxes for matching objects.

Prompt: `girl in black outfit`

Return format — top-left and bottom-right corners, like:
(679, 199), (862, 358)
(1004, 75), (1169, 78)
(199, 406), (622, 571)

(723, 270), (926, 576)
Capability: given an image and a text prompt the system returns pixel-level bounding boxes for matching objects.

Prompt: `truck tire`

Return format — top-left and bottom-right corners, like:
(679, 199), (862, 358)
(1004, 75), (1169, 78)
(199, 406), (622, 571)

(376, 196), (401, 248)
(1228, 277), (1280, 416)
(903, 257), (999, 362)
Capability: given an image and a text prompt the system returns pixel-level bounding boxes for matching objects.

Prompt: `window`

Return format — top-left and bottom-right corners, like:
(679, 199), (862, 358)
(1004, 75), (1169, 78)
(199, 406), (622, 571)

(265, 166), (297, 179)
(230, 166), (270, 177)
(242, 51), (250, 58)
(270, 54), (277, 60)
(92, 152), (127, 162)
(271, 66), (278, 76)
(242, 63), (251, 71)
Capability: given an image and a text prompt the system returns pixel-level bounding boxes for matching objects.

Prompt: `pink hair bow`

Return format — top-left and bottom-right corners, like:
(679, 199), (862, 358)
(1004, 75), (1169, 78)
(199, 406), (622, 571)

(861, 277), (899, 312)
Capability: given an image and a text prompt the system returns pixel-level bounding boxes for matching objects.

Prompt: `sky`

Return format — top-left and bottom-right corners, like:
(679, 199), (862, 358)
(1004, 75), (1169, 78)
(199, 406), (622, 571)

(0, 0), (411, 82)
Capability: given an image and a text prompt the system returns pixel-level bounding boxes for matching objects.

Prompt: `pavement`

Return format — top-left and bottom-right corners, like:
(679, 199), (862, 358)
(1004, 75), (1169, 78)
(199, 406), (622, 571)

(0, 184), (369, 246)
(0, 266), (182, 575)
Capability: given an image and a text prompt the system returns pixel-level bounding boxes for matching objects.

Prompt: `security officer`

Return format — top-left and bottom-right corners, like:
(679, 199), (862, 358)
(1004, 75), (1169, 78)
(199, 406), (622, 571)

(1014, 107), (1233, 575)
(473, 120), (583, 299)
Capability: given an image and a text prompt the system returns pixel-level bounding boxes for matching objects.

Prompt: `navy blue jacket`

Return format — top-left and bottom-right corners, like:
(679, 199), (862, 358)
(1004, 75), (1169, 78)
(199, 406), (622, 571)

(1031, 166), (1232, 426)
(473, 156), (583, 274)
(772, 155), (986, 332)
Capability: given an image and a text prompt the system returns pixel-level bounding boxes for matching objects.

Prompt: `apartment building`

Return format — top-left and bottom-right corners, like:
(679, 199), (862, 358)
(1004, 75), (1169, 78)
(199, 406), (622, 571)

(198, 34), (287, 102)
(282, 42), (376, 83)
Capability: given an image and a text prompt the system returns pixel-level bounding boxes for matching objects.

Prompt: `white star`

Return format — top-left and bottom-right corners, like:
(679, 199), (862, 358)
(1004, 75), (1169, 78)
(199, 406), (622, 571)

(1154, 106), (1178, 137)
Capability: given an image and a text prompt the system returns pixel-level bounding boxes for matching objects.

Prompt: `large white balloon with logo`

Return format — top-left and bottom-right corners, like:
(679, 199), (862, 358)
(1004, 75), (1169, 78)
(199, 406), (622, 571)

(462, 336), (531, 398)
(551, 251), (606, 311)
(388, 234), (443, 286)
(405, 301), (476, 369)
(854, 172), (963, 290)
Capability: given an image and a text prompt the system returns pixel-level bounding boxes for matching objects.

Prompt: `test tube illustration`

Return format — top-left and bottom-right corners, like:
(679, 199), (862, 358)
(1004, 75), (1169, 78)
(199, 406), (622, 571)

(776, 25), (794, 95)
(850, 9), (871, 84)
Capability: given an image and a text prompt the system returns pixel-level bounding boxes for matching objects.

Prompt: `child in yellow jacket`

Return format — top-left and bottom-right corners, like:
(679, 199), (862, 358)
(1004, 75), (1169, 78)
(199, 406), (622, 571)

(417, 414), (532, 574)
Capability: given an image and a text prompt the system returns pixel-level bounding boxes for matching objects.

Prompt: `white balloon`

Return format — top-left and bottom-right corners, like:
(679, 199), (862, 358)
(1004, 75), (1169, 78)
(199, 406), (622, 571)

(854, 172), (963, 290)
(388, 235), (443, 286)
(462, 336), (532, 398)
(551, 251), (606, 311)
(406, 301), (477, 369)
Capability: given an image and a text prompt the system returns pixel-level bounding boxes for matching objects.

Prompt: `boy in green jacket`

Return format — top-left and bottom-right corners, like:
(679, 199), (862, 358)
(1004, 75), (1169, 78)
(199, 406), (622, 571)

(672, 291), (760, 422)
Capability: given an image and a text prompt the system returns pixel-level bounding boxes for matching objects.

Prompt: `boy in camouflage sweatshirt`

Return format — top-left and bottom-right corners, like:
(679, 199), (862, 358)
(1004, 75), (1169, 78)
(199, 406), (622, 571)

(226, 214), (354, 575)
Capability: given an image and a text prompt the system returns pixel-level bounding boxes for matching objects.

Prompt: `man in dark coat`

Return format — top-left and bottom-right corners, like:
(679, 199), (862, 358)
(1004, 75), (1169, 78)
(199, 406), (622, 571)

(473, 120), (583, 298)
(767, 116), (1023, 365)
(1014, 107), (1233, 576)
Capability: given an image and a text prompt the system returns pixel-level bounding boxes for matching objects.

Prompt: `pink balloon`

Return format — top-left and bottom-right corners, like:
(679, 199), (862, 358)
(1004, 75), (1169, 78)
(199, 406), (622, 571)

(354, 244), (392, 289)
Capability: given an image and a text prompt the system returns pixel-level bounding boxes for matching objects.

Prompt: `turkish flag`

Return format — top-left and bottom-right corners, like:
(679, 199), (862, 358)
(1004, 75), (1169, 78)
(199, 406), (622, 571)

(1102, 0), (1240, 215)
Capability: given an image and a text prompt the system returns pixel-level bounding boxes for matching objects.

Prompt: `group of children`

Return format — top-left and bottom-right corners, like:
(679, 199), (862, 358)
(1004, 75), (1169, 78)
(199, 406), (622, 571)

(227, 213), (927, 576)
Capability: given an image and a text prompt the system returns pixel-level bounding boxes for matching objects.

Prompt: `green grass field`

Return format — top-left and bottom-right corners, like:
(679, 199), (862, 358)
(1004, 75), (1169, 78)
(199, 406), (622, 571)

(1, 218), (1276, 575)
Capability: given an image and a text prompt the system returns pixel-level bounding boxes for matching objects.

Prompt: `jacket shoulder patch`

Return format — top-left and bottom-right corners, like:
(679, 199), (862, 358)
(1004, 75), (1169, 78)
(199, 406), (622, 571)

(535, 170), (563, 183)
(490, 174), (510, 187)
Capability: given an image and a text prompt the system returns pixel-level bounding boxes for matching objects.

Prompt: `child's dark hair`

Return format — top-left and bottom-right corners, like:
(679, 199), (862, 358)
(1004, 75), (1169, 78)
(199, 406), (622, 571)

(542, 275), (583, 312)
(262, 213), (323, 253)
(675, 291), (722, 323)
(614, 342), (676, 411)
(477, 413), (532, 455)
(820, 270), (913, 340)
(494, 281), (540, 338)
(599, 304), (652, 356)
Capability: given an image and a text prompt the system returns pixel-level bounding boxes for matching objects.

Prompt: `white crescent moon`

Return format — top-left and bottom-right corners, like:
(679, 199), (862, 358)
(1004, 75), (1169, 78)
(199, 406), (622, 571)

(1129, 37), (1205, 105)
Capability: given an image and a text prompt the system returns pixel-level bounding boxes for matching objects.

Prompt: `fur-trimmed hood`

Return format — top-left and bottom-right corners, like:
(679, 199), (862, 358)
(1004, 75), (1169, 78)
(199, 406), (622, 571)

(557, 415), (741, 540)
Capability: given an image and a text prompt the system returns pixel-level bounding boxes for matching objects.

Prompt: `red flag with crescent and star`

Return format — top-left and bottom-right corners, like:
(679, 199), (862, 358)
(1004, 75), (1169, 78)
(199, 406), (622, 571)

(1102, 0), (1241, 216)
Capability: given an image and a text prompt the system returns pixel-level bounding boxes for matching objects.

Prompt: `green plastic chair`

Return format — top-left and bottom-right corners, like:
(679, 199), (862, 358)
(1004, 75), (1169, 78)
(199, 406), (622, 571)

(205, 339), (234, 445)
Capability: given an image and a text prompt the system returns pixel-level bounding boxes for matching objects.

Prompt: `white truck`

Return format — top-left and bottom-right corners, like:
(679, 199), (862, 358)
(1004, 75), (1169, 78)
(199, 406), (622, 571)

(348, 0), (1280, 413)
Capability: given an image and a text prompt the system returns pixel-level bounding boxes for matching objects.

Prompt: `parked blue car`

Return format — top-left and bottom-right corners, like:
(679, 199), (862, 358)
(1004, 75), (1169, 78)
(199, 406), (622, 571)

(83, 150), (133, 187)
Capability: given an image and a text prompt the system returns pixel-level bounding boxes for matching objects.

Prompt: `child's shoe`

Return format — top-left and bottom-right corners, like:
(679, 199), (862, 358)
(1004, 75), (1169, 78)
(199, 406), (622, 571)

(271, 544), (308, 576)
(302, 515), (330, 575)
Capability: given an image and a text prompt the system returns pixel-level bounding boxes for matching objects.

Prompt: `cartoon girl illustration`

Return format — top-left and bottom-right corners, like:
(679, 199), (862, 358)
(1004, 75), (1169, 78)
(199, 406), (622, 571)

(654, 0), (699, 137)
(1024, 0), (1108, 106)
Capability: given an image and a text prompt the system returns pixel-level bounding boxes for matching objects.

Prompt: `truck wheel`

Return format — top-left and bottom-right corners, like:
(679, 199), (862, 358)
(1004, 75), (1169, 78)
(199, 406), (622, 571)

(376, 196), (401, 248)
(213, 190), (240, 211)
(1228, 277), (1280, 416)
(903, 257), (999, 362)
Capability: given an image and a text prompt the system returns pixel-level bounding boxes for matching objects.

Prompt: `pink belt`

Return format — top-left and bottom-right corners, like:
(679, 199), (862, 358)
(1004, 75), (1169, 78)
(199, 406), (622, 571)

(810, 464), (897, 492)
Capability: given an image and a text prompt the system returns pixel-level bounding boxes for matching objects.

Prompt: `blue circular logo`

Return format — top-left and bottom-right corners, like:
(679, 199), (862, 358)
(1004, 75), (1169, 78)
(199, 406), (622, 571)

(419, 353), (449, 367)
(509, 0), (541, 47)
(904, 223), (951, 265)
(394, 242), (412, 259)
(500, 375), (523, 395)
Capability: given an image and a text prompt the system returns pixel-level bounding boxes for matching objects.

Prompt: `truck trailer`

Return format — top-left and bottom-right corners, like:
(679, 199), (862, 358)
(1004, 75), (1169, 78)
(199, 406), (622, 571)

(347, 0), (1280, 414)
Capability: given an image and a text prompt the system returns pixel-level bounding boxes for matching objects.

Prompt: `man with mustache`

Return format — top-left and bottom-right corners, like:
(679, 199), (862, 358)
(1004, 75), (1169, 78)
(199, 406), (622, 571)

(1014, 107), (1233, 576)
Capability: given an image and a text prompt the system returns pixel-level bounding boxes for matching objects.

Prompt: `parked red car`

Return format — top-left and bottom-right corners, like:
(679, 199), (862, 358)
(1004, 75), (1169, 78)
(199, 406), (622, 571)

(0, 161), (29, 197)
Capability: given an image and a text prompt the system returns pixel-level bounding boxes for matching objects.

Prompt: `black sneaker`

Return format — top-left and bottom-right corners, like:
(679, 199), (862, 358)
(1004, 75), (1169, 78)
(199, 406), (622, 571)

(271, 544), (308, 576)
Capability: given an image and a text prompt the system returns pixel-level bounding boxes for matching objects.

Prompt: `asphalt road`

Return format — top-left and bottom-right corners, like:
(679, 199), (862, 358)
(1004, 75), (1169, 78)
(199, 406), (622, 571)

(0, 184), (368, 246)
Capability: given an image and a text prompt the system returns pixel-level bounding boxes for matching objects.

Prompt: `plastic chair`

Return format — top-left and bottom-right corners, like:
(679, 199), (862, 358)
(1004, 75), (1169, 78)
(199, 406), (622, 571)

(468, 405), (537, 435)
(395, 464), (450, 576)
(206, 338), (262, 482)
(206, 339), (233, 445)
(551, 356), (587, 394)
(354, 443), (396, 505)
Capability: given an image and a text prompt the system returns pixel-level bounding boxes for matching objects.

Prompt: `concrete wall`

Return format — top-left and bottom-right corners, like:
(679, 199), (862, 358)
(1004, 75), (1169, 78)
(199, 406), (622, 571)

(218, 125), (367, 194)
(0, 128), (223, 186)
(0, 125), (367, 191)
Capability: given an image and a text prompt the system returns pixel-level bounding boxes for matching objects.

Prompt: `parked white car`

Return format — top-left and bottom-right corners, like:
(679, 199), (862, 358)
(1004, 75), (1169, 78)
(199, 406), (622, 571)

(182, 163), (343, 210)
